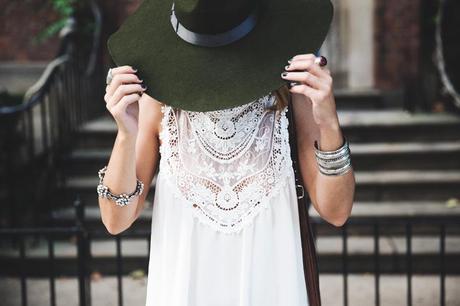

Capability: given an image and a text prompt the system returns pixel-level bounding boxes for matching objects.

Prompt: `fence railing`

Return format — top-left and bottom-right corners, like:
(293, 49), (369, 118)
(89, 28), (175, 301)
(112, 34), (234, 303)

(0, 196), (458, 306)
(310, 216), (459, 306)
(0, 0), (105, 228)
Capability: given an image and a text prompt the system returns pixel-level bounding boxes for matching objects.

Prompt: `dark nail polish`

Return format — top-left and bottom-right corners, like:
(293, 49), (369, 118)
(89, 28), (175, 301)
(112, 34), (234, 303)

(285, 65), (290, 70)
(288, 59), (292, 64)
(281, 72), (288, 77)
(141, 83), (147, 89)
(132, 67), (138, 72)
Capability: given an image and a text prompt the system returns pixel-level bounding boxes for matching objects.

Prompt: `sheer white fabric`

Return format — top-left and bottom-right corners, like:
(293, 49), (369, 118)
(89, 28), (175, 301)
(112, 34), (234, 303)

(145, 93), (309, 306)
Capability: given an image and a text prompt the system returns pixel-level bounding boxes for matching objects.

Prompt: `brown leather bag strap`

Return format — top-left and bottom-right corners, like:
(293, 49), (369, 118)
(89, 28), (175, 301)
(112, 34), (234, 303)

(286, 94), (322, 306)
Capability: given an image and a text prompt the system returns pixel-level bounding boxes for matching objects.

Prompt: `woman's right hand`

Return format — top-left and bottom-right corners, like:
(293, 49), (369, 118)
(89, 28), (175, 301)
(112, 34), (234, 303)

(104, 65), (147, 136)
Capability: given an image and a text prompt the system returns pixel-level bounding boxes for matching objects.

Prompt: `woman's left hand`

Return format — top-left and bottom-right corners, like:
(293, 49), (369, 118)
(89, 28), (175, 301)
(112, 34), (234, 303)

(281, 53), (338, 128)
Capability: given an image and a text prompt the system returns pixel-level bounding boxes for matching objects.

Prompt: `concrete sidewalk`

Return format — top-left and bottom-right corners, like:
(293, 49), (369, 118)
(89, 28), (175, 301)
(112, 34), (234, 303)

(1, 273), (459, 305)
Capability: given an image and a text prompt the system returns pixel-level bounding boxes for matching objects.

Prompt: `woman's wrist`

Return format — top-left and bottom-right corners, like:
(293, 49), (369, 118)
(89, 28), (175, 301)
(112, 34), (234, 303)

(117, 130), (137, 145)
(317, 119), (343, 151)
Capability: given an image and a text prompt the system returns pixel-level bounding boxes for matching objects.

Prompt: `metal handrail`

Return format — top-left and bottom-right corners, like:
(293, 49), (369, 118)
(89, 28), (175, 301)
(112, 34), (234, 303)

(0, 0), (102, 117)
(435, 0), (460, 110)
(0, 0), (105, 228)
(0, 55), (69, 116)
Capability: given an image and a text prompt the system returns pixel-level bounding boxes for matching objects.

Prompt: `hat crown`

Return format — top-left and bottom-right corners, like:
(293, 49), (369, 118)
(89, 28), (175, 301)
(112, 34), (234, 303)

(173, 0), (259, 34)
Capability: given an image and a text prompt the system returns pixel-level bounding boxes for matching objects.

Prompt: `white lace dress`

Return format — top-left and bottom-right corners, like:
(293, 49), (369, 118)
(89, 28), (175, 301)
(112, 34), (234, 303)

(145, 93), (309, 306)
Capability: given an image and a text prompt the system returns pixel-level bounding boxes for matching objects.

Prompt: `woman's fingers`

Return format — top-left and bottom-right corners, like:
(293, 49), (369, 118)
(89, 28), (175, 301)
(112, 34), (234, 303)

(107, 83), (146, 109)
(105, 65), (142, 97)
(102, 65), (145, 135)
(287, 57), (330, 80)
(106, 73), (142, 97)
(110, 93), (142, 115)
(281, 70), (324, 90)
(290, 53), (316, 62)
(289, 83), (326, 104)
(111, 65), (137, 75)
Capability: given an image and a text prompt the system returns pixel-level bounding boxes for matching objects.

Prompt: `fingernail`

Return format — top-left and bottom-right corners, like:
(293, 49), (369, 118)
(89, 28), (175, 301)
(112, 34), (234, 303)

(141, 83), (147, 89)
(281, 72), (288, 77)
(132, 67), (138, 72)
(288, 59), (292, 64)
(284, 65), (290, 70)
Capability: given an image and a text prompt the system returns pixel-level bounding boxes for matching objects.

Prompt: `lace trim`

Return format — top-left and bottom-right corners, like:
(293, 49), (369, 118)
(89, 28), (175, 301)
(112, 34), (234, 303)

(185, 96), (270, 163)
(158, 96), (294, 234)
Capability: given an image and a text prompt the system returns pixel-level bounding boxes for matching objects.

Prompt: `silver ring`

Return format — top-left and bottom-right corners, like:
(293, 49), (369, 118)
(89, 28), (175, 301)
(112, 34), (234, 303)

(106, 68), (113, 85)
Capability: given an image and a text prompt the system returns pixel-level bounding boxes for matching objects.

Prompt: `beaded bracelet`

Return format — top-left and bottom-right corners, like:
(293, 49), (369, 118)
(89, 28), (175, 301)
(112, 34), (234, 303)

(96, 165), (144, 207)
(314, 136), (353, 176)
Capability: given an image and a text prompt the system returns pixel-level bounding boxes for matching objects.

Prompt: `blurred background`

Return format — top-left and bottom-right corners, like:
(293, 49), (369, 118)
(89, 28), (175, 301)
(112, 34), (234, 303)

(0, 0), (459, 305)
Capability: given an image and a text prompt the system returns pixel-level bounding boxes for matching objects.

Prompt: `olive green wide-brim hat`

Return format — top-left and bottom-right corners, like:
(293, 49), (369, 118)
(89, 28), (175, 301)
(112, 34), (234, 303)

(107, 0), (334, 112)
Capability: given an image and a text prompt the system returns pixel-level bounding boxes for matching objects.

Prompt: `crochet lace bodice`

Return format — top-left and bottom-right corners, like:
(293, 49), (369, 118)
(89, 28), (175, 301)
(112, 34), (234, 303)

(158, 93), (293, 234)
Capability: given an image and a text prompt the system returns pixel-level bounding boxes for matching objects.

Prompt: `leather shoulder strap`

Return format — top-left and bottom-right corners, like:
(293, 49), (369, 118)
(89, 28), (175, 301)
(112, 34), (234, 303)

(286, 93), (322, 306)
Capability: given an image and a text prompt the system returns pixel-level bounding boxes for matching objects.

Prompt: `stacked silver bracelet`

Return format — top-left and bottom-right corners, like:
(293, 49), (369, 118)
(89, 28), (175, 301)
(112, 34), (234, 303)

(96, 165), (145, 207)
(314, 136), (353, 176)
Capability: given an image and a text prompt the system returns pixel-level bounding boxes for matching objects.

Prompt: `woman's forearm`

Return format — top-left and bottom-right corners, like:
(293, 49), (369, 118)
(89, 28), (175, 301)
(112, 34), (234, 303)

(314, 120), (356, 226)
(98, 131), (139, 235)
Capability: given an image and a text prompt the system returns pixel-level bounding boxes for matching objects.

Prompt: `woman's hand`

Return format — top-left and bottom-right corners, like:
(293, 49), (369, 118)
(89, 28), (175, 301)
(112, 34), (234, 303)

(281, 53), (338, 128)
(104, 65), (147, 136)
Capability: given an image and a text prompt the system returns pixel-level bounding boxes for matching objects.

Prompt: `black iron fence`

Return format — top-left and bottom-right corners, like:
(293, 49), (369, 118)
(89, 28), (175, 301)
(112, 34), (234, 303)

(310, 217), (459, 306)
(0, 196), (458, 306)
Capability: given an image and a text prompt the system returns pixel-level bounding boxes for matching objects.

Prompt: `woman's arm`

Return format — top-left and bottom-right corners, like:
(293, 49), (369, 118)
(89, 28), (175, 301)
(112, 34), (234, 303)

(98, 90), (163, 235)
(282, 54), (356, 227)
(292, 93), (355, 227)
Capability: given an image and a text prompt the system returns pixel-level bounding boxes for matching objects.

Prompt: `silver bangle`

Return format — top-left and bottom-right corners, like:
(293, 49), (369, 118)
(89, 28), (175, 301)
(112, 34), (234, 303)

(314, 136), (353, 176)
(96, 165), (144, 207)
(318, 160), (353, 176)
(314, 136), (350, 159)
(316, 152), (350, 169)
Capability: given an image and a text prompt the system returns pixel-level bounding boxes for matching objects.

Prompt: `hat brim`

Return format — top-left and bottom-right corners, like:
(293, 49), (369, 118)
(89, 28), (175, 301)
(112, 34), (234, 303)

(107, 0), (334, 112)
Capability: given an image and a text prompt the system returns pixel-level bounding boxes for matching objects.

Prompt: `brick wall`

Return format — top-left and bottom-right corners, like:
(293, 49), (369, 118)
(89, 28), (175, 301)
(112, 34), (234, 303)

(0, 0), (142, 62)
(1, 0), (422, 91)
(374, 0), (421, 90)
(0, 0), (60, 61)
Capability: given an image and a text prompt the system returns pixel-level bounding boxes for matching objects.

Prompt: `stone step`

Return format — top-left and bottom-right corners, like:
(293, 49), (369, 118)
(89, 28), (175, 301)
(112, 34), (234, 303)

(59, 170), (460, 205)
(49, 201), (460, 236)
(76, 110), (460, 149)
(349, 141), (460, 170)
(62, 141), (460, 176)
(1, 274), (458, 306)
(339, 110), (460, 143)
(334, 88), (403, 110)
(354, 170), (460, 201)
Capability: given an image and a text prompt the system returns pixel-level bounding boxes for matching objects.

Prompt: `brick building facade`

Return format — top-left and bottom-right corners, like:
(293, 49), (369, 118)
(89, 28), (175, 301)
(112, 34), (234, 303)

(374, 0), (421, 90)
(0, 0), (424, 91)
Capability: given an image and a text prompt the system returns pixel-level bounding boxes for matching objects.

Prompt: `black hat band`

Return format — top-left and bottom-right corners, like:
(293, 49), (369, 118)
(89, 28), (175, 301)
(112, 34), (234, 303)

(170, 2), (259, 48)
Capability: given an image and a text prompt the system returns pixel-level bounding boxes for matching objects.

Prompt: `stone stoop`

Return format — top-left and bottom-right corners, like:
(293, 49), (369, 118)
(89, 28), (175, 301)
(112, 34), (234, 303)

(45, 91), (460, 273)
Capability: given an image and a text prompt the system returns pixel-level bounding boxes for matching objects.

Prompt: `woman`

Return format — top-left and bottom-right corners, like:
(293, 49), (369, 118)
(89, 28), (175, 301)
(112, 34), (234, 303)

(98, 0), (355, 305)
